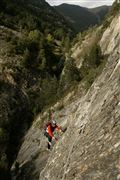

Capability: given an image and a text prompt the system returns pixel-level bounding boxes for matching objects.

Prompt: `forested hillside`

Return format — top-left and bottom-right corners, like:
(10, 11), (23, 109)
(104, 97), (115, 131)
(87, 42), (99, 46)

(54, 3), (110, 32)
(89, 5), (110, 22)
(0, 0), (76, 179)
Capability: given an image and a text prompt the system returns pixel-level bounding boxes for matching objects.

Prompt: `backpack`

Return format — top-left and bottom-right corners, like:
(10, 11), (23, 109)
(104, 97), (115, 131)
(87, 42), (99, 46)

(43, 122), (51, 131)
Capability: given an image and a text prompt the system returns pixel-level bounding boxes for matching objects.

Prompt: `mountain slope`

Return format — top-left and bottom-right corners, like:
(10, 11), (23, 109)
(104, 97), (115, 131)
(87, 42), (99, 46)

(89, 5), (111, 22)
(0, 0), (75, 179)
(12, 3), (120, 180)
(0, 0), (73, 35)
(54, 3), (110, 32)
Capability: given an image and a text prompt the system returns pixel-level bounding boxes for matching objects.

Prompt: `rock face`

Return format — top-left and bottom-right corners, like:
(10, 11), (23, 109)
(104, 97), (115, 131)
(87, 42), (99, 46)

(14, 14), (120, 180)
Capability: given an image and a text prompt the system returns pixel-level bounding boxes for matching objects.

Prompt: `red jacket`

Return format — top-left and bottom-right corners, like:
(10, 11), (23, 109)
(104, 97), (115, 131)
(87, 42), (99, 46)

(46, 123), (60, 138)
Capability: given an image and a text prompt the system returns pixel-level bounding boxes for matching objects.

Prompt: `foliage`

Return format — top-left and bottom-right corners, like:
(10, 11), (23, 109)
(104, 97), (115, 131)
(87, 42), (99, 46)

(54, 3), (110, 33)
(109, 0), (120, 16)
(102, 0), (120, 30)
(58, 56), (81, 94)
(80, 43), (106, 89)
(0, 152), (9, 180)
(41, 76), (58, 104)
(29, 76), (58, 116)
(0, 128), (8, 143)
(28, 30), (41, 41)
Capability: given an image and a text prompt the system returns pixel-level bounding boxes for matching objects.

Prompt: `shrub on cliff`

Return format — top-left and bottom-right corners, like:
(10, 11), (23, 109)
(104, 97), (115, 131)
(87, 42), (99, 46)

(80, 43), (106, 89)
(58, 56), (81, 94)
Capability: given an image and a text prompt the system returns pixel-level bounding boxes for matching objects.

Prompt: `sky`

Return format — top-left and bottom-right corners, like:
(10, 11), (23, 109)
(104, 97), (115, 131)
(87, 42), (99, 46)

(46, 0), (115, 8)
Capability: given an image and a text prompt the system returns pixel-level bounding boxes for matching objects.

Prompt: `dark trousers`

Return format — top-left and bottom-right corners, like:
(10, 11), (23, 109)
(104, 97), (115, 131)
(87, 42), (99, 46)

(44, 132), (52, 149)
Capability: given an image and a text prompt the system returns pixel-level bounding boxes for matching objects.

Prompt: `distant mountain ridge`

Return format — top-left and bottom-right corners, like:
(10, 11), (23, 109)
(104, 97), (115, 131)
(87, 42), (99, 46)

(54, 3), (110, 32)
(89, 5), (111, 22)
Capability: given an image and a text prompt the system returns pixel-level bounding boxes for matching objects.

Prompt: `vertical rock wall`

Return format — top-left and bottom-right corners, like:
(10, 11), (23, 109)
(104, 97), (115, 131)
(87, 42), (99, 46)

(39, 15), (120, 180)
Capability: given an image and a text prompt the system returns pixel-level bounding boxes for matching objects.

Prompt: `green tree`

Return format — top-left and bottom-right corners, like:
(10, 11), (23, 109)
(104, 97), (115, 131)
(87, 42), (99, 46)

(23, 48), (31, 67)
(54, 28), (65, 39)
(0, 128), (8, 143)
(64, 36), (71, 53)
(41, 76), (58, 104)
(46, 33), (54, 43)
(59, 57), (80, 92)
(28, 30), (41, 42)
(37, 48), (46, 70)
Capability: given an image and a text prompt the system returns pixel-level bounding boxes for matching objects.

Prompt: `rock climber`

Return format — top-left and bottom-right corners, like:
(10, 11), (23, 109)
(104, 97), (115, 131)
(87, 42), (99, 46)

(44, 120), (63, 150)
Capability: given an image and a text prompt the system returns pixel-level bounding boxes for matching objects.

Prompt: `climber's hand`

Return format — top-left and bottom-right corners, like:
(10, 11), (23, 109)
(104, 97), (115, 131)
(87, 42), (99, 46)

(60, 129), (64, 134)
(52, 136), (55, 141)
(52, 136), (58, 141)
